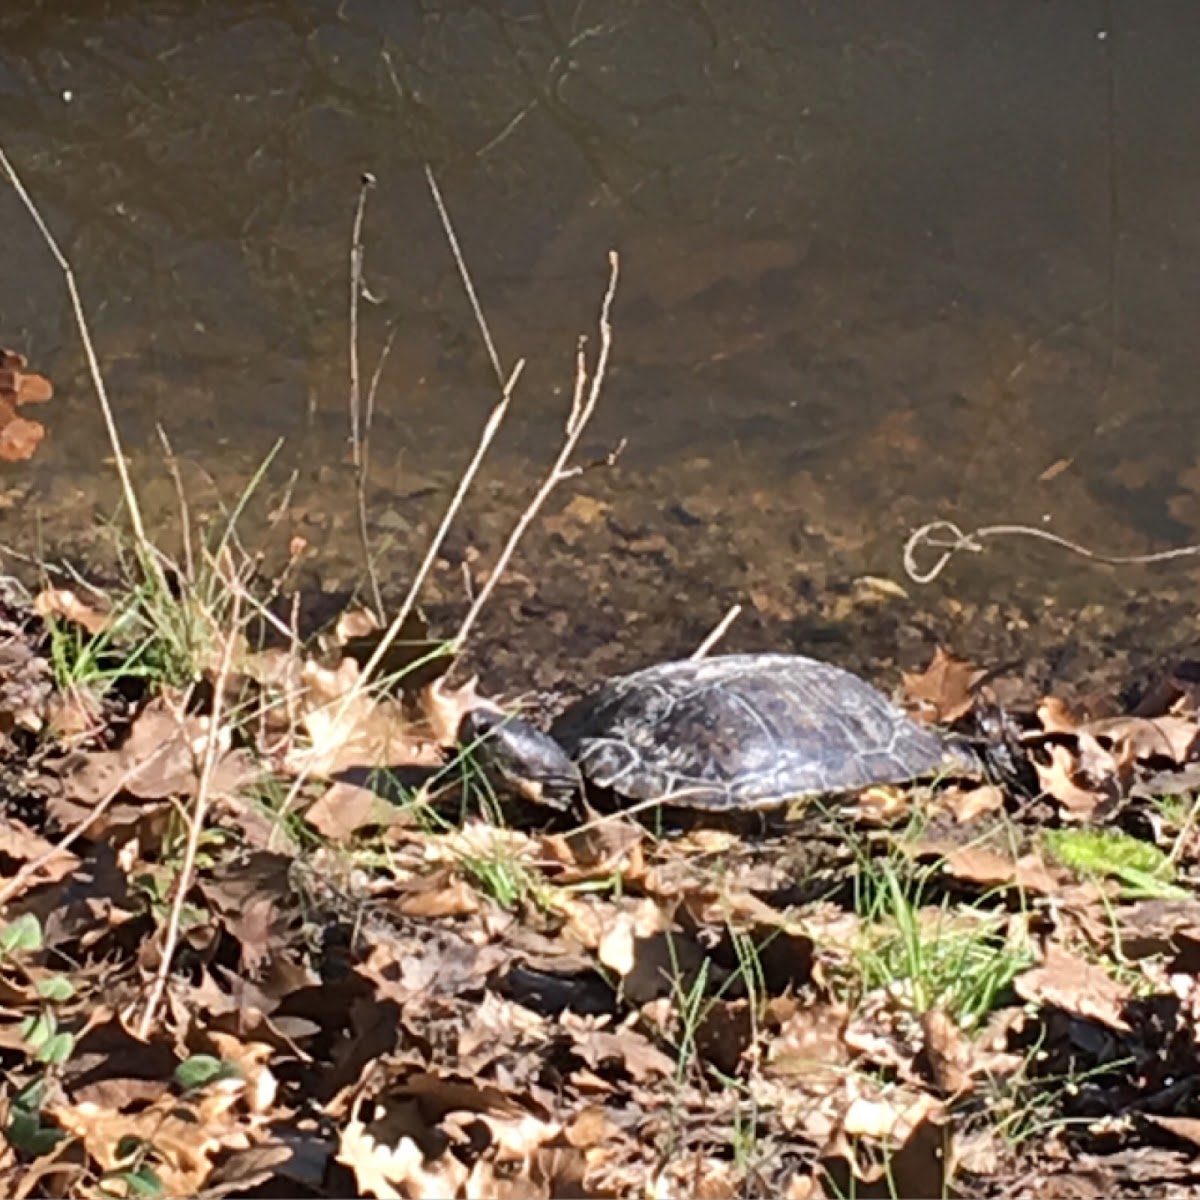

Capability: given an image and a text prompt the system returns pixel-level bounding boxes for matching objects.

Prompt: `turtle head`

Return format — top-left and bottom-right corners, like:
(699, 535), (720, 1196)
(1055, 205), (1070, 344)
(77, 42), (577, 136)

(458, 707), (582, 811)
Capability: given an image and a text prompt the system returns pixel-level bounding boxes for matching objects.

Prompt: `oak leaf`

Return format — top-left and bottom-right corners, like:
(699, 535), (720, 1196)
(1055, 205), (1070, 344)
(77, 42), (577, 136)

(1014, 944), (1131, 1030)
(903, 647), (985, 723)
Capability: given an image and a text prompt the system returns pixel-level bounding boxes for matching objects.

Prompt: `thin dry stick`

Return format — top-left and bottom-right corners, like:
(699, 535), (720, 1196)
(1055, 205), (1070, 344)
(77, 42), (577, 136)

(423, 164), (506, 387)
(348, 174), (373, 462)
(0, 145), (161, 585)
(137, 584), (242, 1038)
(156, 426), (195, 581)
(363, 325), (399, 475)
(691, 603), (742, 660)
(347, 175), (387, 619)
(567, 787), (712, 839)
(354, 324), (399, 615)
(903, 519), (1200, 586)
(454, 250), (620, 650)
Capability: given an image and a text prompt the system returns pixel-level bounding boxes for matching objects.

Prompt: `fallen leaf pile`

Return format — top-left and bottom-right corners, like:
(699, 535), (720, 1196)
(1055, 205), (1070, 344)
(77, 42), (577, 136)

(4, 605), (1200, 1197)
(0, 349), (52, 463)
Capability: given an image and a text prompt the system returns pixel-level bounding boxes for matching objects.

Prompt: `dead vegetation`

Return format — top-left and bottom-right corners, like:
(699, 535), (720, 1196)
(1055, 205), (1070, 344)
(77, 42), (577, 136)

(5, 584), (1200, 1198)
(4, 148), (1200, 1200)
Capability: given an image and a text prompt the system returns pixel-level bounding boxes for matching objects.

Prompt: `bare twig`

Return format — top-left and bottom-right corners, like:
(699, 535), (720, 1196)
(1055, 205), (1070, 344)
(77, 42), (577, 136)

(453, 251), (620, 651)
(267, 164), (529, 844)
(137, 582), (242, 1038)
(422, 164), (506, 388)
(354, 322), (398, 617)
(691, 603), (742, 660)
(903, 519), (1200, 585)
(267, 364), (520, 846)
(0, 145), (162, 589)
(156, 426), (195, 581)
(364, 324), (399, 475)
(348, 173), (374, 463)
(347, 174), (388, 620)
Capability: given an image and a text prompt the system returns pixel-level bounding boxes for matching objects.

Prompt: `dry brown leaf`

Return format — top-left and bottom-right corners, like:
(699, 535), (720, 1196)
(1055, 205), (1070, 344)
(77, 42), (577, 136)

(397, 869), (480, 918)
(0, 349), (53, 405)
(765, 1001), (850, 1091)
(304, 780), (405, 841)
(840, 1087), (943, 1141)
(931, 843), (1059, 896)
(822, 1088), (950, 1200)
(595, 898), (670, 976)
(0, 411), (44, 462)
(338, 1119), (468, 1200)
(49, 1095), (251, 1196)
(293, 661), (440, 776)
(0, 819), (79, 882)
(920, 1008), (974, 1095)
(422, 674), (495, 747)
(63, 699), (260, 806)
(562, 1104), (623, 1148)
(903, 646), (985, 723)
(1037, 695), (1084, 733)
(939, 783), (1005, 823)
(544, 493), (610, 544)
(571, 1025), (675, 1083)
(0, 351), (51, 462)
(33, 586), (111, 635)
(335, 606), (381, 642)
(207, 1031), (279, 1114)
(1014, 945), (1131, 1031)
(1145, 1114), (1200, 1149)
(1034, 742), (1107, 819)
(1081, 714), (1200, 763)
(45, 685), (104, 741)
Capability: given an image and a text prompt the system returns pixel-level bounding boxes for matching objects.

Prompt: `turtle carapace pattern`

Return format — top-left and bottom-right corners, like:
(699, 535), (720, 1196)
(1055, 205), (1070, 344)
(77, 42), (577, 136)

(541, 653), (966, 810)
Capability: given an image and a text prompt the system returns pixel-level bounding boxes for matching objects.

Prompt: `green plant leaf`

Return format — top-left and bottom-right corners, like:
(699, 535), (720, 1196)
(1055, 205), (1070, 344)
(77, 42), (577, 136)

(0, 912), (43, 956)
(115, 1134), (149, 1162)
(100, 1167), (164, 1198)
(19, 1010), (56, 1051)
(5, 1108), (65, 1156)
(36, 975), (76, 1002)
(36, 1031), (76, 1064)
(174, 1054), (238, 1091)
(14, 1077), (47, 1114)
(1044, 827), (1188, 897)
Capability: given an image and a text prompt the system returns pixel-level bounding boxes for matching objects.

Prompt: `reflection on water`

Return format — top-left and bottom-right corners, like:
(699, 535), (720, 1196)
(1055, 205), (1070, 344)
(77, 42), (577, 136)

(1, 0), (1200, 672)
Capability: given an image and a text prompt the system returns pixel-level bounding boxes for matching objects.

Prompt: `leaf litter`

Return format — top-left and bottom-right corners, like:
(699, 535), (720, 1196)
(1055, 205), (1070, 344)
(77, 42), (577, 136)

(2, 591), (1200, 1200)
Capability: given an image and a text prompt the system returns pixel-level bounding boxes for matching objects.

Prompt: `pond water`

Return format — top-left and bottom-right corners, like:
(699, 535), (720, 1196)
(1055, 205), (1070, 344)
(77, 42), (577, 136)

(2, 0), (1199, 695)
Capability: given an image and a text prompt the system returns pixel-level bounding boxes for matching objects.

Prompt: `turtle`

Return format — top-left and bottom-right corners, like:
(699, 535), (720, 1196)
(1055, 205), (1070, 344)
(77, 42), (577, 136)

(459, 652), (976, 812)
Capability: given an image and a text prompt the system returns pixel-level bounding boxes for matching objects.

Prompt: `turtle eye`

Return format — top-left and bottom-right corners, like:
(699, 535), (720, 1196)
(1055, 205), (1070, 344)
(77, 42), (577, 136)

(459, 707), (501, 743)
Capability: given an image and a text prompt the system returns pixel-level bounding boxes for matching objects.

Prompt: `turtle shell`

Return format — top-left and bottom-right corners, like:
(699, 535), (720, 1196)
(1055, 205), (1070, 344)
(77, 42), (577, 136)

(550, 653), (962, 810)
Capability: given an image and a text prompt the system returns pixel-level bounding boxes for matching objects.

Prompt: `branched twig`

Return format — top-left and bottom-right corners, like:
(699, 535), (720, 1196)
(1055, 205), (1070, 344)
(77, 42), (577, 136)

(137, 583), (242, 1038)
(453, 250), (620, 650)
(0, 145), (163, 591)
(267, 166), (525, 844)
(267, 366), (520, 847)
(903, 519), (1200, 585)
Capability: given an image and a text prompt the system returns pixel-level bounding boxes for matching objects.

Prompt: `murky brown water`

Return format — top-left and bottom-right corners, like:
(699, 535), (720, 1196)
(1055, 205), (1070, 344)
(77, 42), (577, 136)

(2, 0), (1200, 693)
